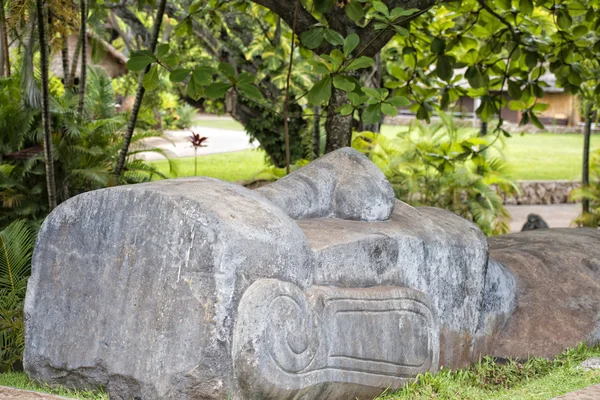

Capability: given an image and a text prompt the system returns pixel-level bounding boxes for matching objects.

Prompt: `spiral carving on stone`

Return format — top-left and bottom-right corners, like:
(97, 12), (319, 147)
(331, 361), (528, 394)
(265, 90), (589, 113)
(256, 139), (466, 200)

(267, 294), (319, 373)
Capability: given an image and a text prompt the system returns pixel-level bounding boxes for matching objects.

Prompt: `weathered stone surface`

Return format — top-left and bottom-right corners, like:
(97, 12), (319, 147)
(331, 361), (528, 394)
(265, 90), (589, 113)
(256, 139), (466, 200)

(24, 177), (313, 400)
(581, 358), (600, 371)
(256, 147), (395, 221)
(28, 148), (599, 400)
(485, 228), (600, 359)
(233, 279), (439, 399)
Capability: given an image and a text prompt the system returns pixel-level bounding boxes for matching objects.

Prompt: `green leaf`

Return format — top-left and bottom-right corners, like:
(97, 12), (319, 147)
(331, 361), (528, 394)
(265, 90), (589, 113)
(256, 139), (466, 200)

(390, 7), (419, 18)
(301, 28), (325, 49)
(337, 104), (354, 115)
(156, 43), (169, 59)
(161, 54), (179, 68)
(386, 96), (410, 106)
(142, 65), (159, 91)
(333, 75), (355, 91)
(237, 83), (263, 101)
(525, 52), (538, 69)
(372, 1), (389, 16)
(315, 0), (336, 13)
(519, 0), (533, 15)
(362, 87), (383, 99)
(346, 56), (374, 70)
(530, 112), (544, 129)
(508, 80), (522, 99)
(237, 72), (255, 85)
(381, 102), (398, 116)
(174, 18), (192, 36)
(324, 29), (344, 46)
(205, 82), (232, 99)
(465, 66), (484, 89)
(363, 103), (383, 124)
(496, 0), (511, 10)
(436, 55), (453, 81)
(533, 102), (549, 112)
(344, 33), (360, 57)
(345, 1), (365, 21)
(189, 0), (203, 13)
(307, 76), (332, 105)
(431, 38), (446, 55)
(218, 62), (236, 79)
(170, 68), (191, 83)
(557, 10), (572, 31)
(126, 51), (155, 71)
(192, 67), (214, 86)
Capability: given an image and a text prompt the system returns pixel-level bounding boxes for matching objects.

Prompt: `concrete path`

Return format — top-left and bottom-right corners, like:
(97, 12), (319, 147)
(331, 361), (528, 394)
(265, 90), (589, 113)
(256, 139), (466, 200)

(553, 384), (600, 399)
(139, 126), (256, 161)
(505, 204), (581, 232)
(0, 387), (71, 399)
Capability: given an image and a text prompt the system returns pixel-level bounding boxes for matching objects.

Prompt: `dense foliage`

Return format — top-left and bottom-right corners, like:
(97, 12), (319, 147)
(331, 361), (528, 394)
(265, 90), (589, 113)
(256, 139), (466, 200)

(0, 66), (170, 229)
(353, 112), (517, 235)
(0, 220), (35, 371)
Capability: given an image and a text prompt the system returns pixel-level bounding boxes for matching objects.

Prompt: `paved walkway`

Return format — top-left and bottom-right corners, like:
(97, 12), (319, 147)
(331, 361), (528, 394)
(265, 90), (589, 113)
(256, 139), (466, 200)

(0, 387), (70, 399)
(553, 384), (600, 399)
(140, 126), (256, 161)
(505, 204), (581, 232)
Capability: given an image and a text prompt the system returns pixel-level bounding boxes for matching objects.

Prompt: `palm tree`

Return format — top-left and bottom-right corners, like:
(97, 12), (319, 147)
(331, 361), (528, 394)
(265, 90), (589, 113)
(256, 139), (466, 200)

(114, 0), (168, 182)
(76, 0), (87, 119)
(35, 0), (57, 210)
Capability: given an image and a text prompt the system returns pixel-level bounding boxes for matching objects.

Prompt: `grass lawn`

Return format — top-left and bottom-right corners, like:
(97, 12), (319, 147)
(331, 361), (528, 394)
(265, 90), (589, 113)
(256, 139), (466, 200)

(152, 149), (269, 182)
(0, 372), (106, 399)
(191, 118), (245, 131)
(2, 344), (599, 399)
(152, 124), (599, 182)
(380, 126), (600, 181)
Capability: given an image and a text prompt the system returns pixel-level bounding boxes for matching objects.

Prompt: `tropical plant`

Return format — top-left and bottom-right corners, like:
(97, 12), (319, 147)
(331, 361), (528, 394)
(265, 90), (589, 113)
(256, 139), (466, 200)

(0, 220), (36, 371)
(0, 66), (173, 229)
(353, 112), (518, 236)
(571, 149), (600, 227)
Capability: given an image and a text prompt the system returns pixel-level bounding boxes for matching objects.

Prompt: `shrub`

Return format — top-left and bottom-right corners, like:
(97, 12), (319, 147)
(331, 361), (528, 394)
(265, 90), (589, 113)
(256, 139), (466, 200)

(0, 220), (36, 371)
(353, 112), (517, 236)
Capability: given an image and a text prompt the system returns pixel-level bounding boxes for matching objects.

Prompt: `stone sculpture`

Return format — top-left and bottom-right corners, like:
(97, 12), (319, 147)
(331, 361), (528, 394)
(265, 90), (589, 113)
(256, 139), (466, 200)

(23, 148), (600, 399)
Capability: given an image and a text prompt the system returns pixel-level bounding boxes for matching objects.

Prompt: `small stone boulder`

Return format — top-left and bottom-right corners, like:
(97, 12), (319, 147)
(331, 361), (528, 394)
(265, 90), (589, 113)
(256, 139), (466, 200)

(257, 147), (395, 221)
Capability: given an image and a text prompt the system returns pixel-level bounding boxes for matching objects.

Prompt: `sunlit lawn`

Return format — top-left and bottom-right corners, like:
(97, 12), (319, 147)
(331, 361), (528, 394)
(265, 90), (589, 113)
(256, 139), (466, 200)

(152, 123), (599, 182)
(152, 149), (269, 182)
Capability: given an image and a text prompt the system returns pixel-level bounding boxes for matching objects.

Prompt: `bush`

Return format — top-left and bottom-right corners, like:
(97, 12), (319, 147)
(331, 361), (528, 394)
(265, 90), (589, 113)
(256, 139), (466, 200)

(353, 112), (517, 236)
(0, 220), (36, 371)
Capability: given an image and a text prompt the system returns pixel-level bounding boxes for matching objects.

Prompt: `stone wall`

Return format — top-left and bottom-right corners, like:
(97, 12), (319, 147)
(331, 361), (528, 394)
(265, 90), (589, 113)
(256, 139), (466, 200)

(498, 180), (580, 205)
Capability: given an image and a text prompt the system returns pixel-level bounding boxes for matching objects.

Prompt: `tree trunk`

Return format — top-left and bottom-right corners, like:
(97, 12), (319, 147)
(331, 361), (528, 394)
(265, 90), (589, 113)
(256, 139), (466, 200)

(77, 0), (87, 120)
(583, 101), (592, 214)
(325, 87), (353, 153)
(114, 0), (167, 182)
(0, 0), (10, 77)
(36, 0), (57, 210)
(67, 34), (82, 90)
(312, 106), (321, 158)
(61, 36), (69, 87)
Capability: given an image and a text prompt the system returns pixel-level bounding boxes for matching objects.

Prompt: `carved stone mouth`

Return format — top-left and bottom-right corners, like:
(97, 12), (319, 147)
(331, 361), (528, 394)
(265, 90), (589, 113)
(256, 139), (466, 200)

(232, 279), (439, 398)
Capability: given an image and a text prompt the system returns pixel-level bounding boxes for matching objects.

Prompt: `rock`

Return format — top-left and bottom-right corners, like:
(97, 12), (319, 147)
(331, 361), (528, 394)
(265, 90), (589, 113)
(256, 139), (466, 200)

(581, 358), (600, 371)
(25, 148), (599, 400)
(24, 177), (313, 400)
(485, 228), (600, 360)
(256, 147), (395, 221)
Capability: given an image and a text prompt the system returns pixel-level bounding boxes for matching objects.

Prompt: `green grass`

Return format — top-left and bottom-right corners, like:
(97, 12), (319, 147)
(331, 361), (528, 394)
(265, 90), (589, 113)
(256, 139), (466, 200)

(190, 118), (245, 131)
(2, 344), (599, 399)
(153, 123), (599, 182)
(152, 149), (269, 182)
(381, 126), (600, 180)
(0, 372), (106, 399)
(377, 343), (600, 400)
